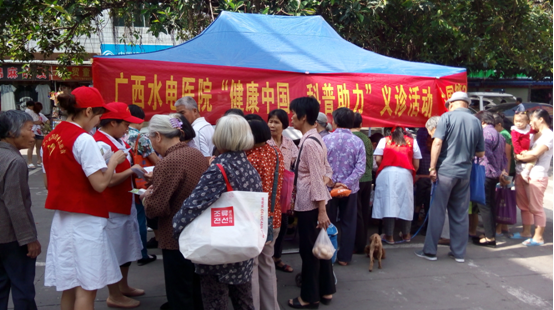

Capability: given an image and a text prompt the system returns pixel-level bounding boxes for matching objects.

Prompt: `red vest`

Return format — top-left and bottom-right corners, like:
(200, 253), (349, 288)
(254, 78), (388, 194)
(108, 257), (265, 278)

(42, 122), (108, 218)
(93, 130), (133, 215)
(377, 136), (416, 182)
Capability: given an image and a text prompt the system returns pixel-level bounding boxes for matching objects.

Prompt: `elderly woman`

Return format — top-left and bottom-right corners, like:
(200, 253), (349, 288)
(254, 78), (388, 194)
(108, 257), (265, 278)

(288, 97), (335, 309)
(173, 115), (263, 310)
(267, 108), (299, 273)
(140, 114), (207, 309)
(244, 116), (284, 310)
(0, 110), (40, 309)
(373, 127), (422, 244)
(514, 109), (553, 246)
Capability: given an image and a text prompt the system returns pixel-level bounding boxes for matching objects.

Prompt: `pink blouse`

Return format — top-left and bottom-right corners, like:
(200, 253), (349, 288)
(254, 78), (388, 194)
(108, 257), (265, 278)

(268, 135), (299, 171)
(294, 128), (333, 212)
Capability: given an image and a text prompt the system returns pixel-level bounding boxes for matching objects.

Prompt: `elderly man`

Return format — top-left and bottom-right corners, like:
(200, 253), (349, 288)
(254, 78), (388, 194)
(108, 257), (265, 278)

(322, 107), (366, 266)
(415, 92), (485, 263)
(174, 96), (214, 157)
(0, 110), (41, 310)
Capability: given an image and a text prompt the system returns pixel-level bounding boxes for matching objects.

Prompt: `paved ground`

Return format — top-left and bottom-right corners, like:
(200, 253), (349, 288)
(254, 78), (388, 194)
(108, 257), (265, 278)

(9, 153), (554, 310)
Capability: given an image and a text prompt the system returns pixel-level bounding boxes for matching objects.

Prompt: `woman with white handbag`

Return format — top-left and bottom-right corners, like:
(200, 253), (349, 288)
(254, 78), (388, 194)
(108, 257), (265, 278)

(173, 115), (264, 310)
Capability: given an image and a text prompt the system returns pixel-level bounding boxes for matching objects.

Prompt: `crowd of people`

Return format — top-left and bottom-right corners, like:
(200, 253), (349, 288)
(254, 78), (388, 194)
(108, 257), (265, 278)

(0, 87), (552, 310)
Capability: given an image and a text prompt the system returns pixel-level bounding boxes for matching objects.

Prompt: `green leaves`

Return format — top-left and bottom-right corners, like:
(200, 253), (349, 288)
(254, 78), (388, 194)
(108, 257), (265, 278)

(0, 0), (551, 79)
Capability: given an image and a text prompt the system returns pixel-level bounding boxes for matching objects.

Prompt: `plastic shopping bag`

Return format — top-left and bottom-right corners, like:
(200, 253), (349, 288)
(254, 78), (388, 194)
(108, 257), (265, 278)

(312, 228), (336, 260)
(496, 185), (517, 225)
(179, 164), (269, 265)
(470, 158), (486, 205)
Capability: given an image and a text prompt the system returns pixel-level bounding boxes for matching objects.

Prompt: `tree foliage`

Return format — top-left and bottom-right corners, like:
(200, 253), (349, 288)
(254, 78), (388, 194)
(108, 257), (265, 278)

(0, 0), (551, 79)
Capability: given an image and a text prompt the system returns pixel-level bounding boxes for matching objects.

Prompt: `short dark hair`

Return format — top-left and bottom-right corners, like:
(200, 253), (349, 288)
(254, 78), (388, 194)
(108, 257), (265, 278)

(475, 111), (495, 125)
(26, 100), (35, 108)
(268, 109), (289, 128)
(247, 119), (271, 144)
(370, 132), (384, 144)
(99, 119), (124, 127)
(224, 108), (245, 117)
(500, 99), (506, 104)
(493, 113), (504, 126)
(332, 107), (354, 128)
(32, 102), (43, 114)
(352, 112), (363, 128)
(516, 97), (522, 102)
(290, 97), (319, 126)
(244, 114), (264, 122)
(128, 104), (145, 120)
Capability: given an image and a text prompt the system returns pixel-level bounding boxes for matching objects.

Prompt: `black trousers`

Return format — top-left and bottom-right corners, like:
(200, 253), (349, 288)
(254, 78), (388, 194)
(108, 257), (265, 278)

(326, 193), (358, 263)
(273, 213), (288, 259)
(200, 275), (253, 310)
(354, 181), (372, 253)
(477, 177), (498, 239)
(162, 249), (203, 310)
(0, 241), (37, 310)
(297, 209), (336, 303)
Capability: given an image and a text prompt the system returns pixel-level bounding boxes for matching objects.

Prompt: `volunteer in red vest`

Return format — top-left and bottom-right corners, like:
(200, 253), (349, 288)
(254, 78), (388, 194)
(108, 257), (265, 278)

(372, 127), (422, 244)
(42, 87), (126, 310)
(94, 102), (146, 308)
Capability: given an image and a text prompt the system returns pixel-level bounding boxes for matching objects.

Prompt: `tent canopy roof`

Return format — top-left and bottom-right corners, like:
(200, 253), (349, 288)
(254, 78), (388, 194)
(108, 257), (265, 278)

(97, 11), (464, 77)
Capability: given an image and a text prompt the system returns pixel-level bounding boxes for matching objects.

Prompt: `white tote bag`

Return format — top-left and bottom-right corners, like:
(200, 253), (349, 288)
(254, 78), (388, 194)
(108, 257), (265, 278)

(179, 164), (269, 265)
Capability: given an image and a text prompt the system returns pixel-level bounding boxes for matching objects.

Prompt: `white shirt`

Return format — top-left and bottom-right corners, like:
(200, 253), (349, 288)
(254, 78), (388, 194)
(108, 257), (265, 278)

(374, 138), (423, 159)
(42, 122), (107, 176)
(191, 117), (214, 157)
(529, 128), (553, 179)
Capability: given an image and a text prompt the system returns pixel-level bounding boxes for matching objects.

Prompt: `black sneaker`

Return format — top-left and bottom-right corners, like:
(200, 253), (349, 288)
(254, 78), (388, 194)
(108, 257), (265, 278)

(137, 254), (157, 266)
(447, 252), (465, 263)
(160, 302), (170, 310)
(146, 237), (158, 249)
(414, 250), (437, 261)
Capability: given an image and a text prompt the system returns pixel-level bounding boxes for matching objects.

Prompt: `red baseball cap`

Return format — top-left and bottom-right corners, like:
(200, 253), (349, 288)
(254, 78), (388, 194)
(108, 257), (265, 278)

(71, 86), (113, 111)
(101, 102), (144, 124)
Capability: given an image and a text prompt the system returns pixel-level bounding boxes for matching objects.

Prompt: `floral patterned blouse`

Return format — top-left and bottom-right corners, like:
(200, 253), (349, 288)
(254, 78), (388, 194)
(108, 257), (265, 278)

(267, 135), (299, 171)
(125, 127), (154, 158)
(172, 151), (263, 285)
(246, 143), (284, 229)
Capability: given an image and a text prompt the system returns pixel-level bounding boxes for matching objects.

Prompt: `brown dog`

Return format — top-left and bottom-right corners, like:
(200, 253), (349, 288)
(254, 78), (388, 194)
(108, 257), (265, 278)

(364, 233), (386, 272)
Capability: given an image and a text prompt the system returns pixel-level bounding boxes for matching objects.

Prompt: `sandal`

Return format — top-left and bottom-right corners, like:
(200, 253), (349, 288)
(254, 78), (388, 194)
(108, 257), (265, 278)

(288, 297), (319, 309)
(399, 232), (411, 243)
(337, 261), (348, 266)
(509, 232), (532, 240)
(522, 239), (545, 246)
(380, 234), (394, 245)
(275, 260), (294, 273)
(320, 296), (332, 305)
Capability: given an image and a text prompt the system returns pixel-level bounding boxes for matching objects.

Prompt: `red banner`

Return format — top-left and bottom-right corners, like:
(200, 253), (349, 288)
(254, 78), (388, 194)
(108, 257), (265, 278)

(92, 58), (467, 127)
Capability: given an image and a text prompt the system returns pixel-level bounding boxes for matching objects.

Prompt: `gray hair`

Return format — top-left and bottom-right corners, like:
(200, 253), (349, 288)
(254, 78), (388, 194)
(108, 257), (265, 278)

(175, 96), (198, 110)
(425, 116), (440, 131)
(148, 114), (181, 139)
(213, 115), (254, 152)
(0, 110), (33, 139)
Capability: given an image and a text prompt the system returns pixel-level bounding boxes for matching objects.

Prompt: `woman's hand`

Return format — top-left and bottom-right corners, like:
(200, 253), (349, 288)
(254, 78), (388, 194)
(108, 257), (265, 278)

(430, 169), (437, 183)
(208, 156), (216, 165)
(144, 172), (153, 184)
(139, 185), (154, 201)
(109, 150), (126, 165)
(317, 210), (331, 230)
(323, 176), (335, 187)
(333, 182), (348, 189)
(26, 240), (41, 258)
(131, 164), (147, 176)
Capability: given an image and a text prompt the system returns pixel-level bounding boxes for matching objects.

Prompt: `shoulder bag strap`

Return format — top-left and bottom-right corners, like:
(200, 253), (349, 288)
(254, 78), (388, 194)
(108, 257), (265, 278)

(293, 136), (322, 187)
(134, 133), (140, 154)
(216, 164), (233, 192)
(269, 146), (280, 213)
